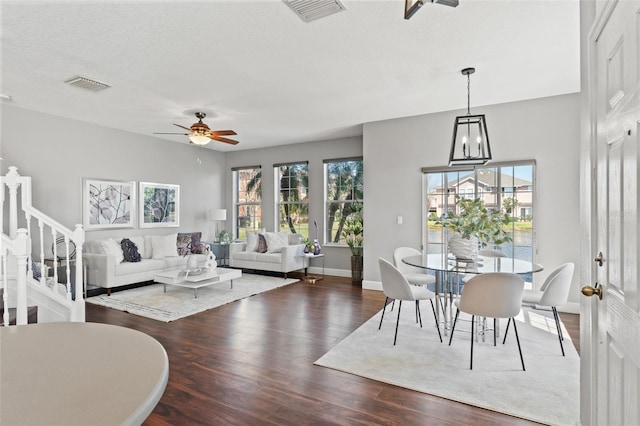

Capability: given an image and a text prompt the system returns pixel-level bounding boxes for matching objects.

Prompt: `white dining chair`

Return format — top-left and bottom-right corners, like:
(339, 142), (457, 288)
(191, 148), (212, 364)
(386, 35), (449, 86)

(378, 257), (442, 345)
(393, 247), (436, 287)
(506, 262), (575, 356)
(448, 272), (525, 370)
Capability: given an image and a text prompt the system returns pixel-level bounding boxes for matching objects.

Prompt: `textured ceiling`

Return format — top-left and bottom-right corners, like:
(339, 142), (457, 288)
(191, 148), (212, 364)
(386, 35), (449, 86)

(0, 0), (580, 152)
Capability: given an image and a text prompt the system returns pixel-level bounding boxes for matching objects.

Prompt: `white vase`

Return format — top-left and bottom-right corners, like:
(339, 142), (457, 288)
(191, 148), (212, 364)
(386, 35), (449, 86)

(448, 232), (479, 260)
(186, 254), (199, 271)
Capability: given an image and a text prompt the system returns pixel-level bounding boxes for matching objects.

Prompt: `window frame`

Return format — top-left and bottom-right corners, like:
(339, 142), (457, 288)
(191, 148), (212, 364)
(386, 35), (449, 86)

(274, 162), (309, 237)
(422, 160), (536, 273)
(324, 157), (364, 246)
(232, 166), (262, 240)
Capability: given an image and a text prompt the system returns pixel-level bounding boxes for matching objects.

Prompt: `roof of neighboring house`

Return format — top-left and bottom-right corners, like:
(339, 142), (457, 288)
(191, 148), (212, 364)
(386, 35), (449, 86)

(430, 169), (532, 193)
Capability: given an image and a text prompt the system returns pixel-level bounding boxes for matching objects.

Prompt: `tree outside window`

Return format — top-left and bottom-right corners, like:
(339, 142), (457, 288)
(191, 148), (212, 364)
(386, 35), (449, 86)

(234, 167), (262, 240)
(325, 159), (363, 244)
(276, 163), (309, 236)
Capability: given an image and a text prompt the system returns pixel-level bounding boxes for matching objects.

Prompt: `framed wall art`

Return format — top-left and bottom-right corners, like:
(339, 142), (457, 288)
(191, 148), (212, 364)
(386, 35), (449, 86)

(139, 182), (180, 228)
(83, 178), (136, 230)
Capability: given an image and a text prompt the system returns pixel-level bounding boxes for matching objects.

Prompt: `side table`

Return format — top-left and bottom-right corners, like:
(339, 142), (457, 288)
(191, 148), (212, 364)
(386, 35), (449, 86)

(207, 243), (229, 267)
(303, 253), (325, 283)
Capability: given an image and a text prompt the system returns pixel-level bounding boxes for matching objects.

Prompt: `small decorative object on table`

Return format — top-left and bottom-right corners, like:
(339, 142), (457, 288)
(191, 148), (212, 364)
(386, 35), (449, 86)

(313, 220), (321, 255)
(205, 250), (217, 271)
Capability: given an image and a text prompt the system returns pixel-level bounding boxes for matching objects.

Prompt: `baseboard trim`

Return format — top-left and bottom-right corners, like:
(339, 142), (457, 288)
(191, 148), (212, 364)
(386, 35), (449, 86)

(363, 280), (382, 291)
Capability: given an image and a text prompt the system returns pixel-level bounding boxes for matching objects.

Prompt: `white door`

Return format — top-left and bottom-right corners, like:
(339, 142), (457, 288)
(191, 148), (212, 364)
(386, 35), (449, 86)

(583, 1), (640, 424)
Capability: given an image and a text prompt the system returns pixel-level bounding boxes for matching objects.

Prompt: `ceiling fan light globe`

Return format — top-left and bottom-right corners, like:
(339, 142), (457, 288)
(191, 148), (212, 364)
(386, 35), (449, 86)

(189, 134), (211, 145)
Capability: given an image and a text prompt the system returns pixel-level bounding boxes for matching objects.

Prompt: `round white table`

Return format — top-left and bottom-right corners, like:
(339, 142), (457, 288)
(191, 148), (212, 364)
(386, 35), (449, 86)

(403, 253), (544, 336)
(1, 322), (168, 425)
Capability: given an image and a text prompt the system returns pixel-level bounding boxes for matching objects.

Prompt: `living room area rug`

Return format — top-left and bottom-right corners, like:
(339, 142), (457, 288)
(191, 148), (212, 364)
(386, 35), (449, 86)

(315, 304), (580, 426)
(86, 273), (299, 322)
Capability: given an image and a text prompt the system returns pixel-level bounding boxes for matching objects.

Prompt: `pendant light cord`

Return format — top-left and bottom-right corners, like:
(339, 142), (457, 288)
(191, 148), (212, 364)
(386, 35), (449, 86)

(467, 73), (471, 115)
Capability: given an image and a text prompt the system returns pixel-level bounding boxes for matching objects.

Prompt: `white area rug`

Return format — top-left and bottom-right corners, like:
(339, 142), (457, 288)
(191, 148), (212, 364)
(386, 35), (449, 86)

(315, 305), (580, 426)
(86, 273), (298, 322)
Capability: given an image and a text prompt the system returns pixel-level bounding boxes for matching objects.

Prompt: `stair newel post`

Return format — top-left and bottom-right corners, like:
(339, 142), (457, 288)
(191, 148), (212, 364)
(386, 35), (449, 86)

(71, 224), (85, 321)
(5, 167), (21, 239)
(2, 251), (8, 326)
(14, 228), (29, 325)
(38, 219), (46, 285)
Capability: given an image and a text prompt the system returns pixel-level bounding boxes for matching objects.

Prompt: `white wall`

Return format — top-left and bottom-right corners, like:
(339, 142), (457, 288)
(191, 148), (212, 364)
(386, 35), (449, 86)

(225, 137), (363, 274)
(362, 93), (582, 307)
(1, 105), (226, 249)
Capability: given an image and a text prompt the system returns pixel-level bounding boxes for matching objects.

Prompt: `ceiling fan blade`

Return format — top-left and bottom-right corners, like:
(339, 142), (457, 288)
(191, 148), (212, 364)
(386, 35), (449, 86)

(153, 132), (189, 135)
(173, 123), (192, 131)
(211, 130), (237, 136)
(212, 136), (239, 145)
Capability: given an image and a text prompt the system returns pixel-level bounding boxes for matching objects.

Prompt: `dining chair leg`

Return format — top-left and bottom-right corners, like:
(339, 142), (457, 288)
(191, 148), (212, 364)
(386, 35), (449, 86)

(390, 300), (395, 311)
(393, 301), (403, 345)
(470, 314), (475, 370)
(429, 300), (442, 342)
(448, 308), (460, 346)
(503, 317), (511, 344)
(552, 306), (565, 356)
(378, 297), (389, 330)
(493, 318), (497, 346)
(416, 300), (423, 327)
(511, 318), (526, 371)
(415, 301), (419, 324)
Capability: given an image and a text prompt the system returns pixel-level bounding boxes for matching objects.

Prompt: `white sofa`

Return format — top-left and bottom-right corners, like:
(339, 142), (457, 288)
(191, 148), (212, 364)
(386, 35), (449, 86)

(83, 233), (208, 295)
(229, 231), (308, 278)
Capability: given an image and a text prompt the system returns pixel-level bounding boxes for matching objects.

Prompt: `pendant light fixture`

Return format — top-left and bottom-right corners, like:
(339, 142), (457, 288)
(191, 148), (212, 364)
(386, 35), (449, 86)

(448, 67), (491, 166)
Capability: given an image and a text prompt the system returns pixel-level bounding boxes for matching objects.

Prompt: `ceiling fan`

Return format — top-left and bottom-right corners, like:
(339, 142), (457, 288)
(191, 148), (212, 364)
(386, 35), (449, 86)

(154, 112), (238, 146)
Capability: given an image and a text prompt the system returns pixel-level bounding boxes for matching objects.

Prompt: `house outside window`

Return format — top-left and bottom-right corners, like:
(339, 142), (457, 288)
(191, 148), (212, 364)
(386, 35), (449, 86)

(324, 158), (363, 244)
(233, 166), (262, 240)
(275, 162), (309, 237)
(423, 161), (536, 277)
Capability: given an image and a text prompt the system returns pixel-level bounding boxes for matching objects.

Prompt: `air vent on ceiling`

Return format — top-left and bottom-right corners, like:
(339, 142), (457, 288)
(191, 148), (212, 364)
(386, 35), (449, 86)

(283, 0), (346, 23)
(65, 76), (111, 92)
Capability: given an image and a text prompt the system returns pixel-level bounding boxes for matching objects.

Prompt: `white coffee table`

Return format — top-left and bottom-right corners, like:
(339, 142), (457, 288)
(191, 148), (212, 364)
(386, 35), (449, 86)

(154, 267), (242, 298)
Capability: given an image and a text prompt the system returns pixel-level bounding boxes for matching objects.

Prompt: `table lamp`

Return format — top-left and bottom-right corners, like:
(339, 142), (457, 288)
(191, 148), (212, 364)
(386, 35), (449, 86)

(210, 209), (227, 241)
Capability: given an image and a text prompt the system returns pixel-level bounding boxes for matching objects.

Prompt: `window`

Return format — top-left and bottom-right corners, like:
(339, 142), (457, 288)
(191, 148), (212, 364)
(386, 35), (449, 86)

(275, 162), (309, 237)
(325, 158), (363, 244)
(423, 160), (536, 277)
(233, 166), (261, 240)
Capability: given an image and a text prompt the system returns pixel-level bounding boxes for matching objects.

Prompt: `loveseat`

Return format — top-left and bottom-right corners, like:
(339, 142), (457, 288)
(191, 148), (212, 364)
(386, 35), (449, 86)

(83, 232), (208, 295)
(229, 231), (308, 278)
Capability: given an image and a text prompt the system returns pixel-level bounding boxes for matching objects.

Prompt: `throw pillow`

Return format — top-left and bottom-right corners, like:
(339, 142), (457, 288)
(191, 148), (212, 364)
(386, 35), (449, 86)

(265, 231), (289, 253)
(257, 233), (268, 253)
(151, 233), (179, 259)
(176, 233), (192, 256)
(99, 238), (125, 264)
(120, 238), (142, 262)
(246, 231), (259, 252)
(177, 232), (204, 256)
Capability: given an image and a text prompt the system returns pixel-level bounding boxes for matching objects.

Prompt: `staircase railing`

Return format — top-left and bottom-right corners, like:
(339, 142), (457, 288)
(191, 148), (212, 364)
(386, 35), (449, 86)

(1, 166), (85, 325)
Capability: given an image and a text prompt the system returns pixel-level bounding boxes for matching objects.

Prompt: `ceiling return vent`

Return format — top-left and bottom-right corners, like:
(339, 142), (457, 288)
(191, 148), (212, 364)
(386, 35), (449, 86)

(283, 0), (346, 23)
(65, 76), (111, 91)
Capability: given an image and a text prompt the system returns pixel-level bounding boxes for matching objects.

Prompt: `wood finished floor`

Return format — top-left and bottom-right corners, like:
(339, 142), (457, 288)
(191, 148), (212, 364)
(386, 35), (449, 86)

(86, 274), (580, 425)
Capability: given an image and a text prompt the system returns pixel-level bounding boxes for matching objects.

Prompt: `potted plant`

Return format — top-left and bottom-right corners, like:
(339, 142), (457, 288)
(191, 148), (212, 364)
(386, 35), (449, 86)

(342, 211), (363, 284)
(436, 197), (511, 260)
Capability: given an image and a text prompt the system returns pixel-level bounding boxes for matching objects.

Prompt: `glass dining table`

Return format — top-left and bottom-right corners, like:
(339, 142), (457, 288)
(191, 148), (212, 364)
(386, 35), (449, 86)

(402, 253), (544, 336)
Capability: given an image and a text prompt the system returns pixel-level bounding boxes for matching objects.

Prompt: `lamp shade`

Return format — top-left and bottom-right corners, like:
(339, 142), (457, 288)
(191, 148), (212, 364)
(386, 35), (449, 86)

(449, 114), (491, 166)
(189, 134), (211, 145)
(210, 209), (227, 221)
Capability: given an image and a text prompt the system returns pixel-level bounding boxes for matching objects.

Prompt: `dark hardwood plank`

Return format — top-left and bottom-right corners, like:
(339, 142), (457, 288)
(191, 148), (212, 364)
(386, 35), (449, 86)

(86, 275), (579, 425)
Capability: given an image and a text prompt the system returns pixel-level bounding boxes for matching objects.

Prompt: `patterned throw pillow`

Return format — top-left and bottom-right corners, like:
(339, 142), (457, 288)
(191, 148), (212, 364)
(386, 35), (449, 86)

(257, 233), (268, 253)
(31, 260), (42, 280)
(177, 232), (204, 256)
(120, 238), (142, 262)
(265, 232), (289, 253)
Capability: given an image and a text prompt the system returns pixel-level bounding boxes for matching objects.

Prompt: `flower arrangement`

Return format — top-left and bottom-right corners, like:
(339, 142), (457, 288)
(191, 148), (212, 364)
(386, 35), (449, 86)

(342, 211), (363, 257)
(436, 197), (512, 247)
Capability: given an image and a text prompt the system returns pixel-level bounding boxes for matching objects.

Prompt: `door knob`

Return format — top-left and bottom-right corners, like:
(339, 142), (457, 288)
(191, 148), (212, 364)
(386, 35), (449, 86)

(581, 285), (603, 300)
